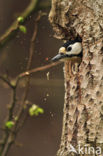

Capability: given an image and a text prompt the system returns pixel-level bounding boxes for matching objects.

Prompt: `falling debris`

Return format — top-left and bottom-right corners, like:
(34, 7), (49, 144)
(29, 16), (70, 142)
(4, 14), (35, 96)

(45, 57), (49, 61)
(44, 98), (47, 101)
(46, 72), (50, 80)
(50, 112), (54, 117)
(46, 93), (49, 97)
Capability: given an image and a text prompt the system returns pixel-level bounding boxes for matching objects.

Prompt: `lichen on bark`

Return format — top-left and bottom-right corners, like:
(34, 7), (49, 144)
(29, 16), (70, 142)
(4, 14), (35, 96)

(49, 0), (103, 155)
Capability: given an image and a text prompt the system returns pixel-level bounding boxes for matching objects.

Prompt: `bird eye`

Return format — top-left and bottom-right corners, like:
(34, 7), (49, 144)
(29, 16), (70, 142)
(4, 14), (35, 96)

(67, 46), (72, 51)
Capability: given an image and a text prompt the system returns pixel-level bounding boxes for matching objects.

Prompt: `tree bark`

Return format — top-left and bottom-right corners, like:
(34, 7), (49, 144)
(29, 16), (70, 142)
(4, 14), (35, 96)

(49, 0), (103, 155)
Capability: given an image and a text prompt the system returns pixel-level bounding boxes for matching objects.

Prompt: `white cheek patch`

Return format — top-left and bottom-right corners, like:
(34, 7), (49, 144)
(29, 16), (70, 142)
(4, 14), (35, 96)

(67, 42), (82, 55)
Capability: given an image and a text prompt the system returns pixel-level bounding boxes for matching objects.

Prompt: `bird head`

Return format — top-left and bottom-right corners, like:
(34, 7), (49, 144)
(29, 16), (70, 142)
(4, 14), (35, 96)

(51, 39), (82, 62)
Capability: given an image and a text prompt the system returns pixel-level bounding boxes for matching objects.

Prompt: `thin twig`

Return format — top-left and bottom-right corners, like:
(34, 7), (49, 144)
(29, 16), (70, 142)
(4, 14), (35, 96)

(0, 76), (14, 89)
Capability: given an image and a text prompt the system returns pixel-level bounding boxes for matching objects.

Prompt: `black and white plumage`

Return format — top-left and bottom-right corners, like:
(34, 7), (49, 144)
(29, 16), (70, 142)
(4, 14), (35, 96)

(51, 38), (82, 63)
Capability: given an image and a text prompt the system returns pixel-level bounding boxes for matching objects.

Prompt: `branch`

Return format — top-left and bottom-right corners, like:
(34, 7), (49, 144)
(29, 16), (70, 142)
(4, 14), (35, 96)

(15, 12), (44, 126)
(0, 0), (51, 49)
(0, 61), (61, 155)
(0, 61), (61, 156)
(0, 11), (53, 156)
(0, 76), (14, 89)
(14, 12), (61, 132)
(19, 61), (61, 78)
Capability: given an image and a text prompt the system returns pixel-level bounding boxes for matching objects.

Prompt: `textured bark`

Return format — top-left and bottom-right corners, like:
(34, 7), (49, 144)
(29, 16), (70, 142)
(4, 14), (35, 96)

(49, 0), (103, 156)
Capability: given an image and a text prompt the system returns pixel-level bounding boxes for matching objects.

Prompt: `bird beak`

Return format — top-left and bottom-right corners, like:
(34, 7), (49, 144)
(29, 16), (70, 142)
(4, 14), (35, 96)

(51, 47), (67, 62)
(51, 53), (67, 62)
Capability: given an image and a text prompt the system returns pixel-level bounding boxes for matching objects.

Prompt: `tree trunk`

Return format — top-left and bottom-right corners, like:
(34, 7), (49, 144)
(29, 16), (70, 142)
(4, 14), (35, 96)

(49, 0), (103, 155)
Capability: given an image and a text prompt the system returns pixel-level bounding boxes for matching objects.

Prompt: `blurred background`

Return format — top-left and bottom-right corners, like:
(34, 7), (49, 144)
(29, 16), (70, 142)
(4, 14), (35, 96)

(0, 0), (65, 155)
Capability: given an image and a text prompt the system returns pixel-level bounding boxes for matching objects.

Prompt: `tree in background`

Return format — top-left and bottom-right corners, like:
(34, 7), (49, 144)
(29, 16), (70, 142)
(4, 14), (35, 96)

(49, 0), (103, 155)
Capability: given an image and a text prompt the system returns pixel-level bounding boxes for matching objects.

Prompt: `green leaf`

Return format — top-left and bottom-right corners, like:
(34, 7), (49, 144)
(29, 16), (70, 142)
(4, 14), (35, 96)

(5, 121), (14, 129)
(19, 25), (27, 34)
(17, 16), (24, 23)
(37, 108), (44, 114)
(29, 104), (44, 116)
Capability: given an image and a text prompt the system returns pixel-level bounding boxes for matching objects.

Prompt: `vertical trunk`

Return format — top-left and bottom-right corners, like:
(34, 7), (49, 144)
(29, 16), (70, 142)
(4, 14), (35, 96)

(49, 0), (103, 155)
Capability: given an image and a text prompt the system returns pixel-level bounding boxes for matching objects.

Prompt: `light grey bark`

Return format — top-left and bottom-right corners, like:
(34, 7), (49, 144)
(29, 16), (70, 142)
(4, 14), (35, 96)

(49, 0), (103, 156)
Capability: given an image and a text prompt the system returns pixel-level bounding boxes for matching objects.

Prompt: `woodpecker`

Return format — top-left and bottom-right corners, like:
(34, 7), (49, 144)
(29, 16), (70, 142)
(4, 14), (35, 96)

(51, 38), (82, 63)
